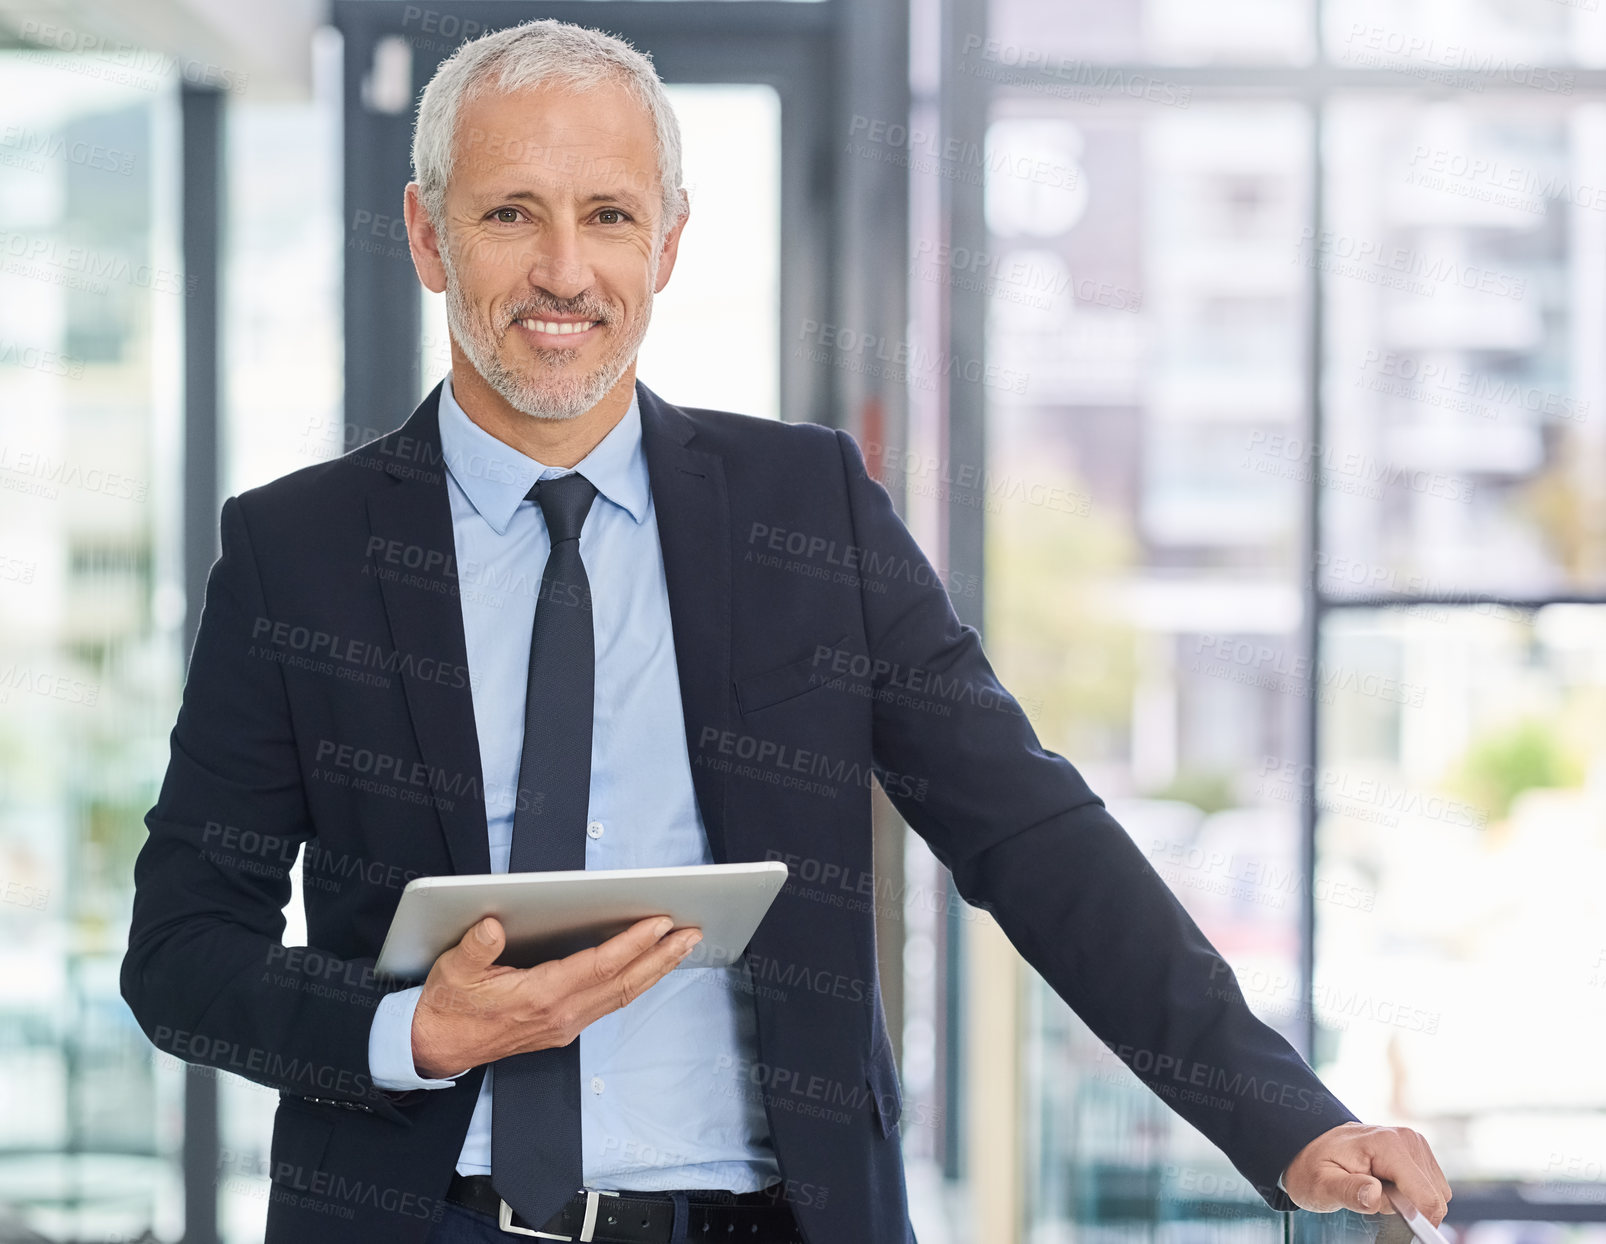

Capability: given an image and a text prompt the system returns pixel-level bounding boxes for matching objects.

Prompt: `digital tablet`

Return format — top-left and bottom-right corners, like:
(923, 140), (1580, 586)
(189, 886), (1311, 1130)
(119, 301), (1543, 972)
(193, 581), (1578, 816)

(374, 860), (791, 980)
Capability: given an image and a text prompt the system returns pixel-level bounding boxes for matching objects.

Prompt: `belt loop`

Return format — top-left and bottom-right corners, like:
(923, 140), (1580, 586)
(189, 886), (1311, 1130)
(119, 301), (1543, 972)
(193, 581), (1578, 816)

(577, 1189), (600, 1243)
(575, 1189), (618, 1242)
(668, 1191), (689, 1244)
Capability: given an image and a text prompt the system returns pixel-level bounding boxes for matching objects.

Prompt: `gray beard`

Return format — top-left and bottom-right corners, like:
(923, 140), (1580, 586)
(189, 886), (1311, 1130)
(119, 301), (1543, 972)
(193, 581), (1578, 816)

(440, 243), (656, 422)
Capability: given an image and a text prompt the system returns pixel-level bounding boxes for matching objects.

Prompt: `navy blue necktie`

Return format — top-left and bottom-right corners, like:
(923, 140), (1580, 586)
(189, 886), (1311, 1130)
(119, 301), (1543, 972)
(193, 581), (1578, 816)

(491, 470), (597, 1230)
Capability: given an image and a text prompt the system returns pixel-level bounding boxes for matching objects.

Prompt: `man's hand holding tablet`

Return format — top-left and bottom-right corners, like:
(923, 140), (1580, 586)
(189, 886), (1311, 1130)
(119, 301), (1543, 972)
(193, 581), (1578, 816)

(410, 915), (702, 1079)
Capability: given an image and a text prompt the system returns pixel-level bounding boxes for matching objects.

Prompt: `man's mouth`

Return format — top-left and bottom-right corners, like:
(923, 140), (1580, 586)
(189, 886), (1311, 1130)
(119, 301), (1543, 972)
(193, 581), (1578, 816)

(512, 316), (602, 345)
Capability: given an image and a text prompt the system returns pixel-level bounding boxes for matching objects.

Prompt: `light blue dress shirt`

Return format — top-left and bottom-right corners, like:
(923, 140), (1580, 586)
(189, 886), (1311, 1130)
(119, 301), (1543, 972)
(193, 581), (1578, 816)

(366, 373), (781, 1191)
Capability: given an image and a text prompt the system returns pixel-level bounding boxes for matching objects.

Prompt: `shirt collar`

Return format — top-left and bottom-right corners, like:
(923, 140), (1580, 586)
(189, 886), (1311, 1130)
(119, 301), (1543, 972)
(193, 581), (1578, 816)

(436, 371), (649, 536)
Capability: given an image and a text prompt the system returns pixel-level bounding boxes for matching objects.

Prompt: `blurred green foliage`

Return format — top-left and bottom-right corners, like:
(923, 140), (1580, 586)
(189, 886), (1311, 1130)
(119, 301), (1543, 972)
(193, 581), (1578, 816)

(1447, 717), (1584, 823)
(1143, 770), (1239, 815)
(984, 461), (1138, 766)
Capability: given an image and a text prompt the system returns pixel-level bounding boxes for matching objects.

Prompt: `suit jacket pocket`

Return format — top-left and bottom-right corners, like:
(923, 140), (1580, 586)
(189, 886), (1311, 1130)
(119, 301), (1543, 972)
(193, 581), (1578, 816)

(735, 633), (851, 715)
(270, 1097), (337, 1191)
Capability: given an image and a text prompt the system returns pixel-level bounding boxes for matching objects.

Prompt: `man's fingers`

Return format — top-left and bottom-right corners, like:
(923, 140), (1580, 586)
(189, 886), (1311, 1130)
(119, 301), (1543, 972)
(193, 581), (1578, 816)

(1404, 1130), (1453, 1211)
(536, 916), (676, 996)
(570, 927), (702, 1026)
(1385, 1163), (1449, 1225)
(454, 916), (505, 968)
(1317, 1170), (1384, 1215)
(607, 927), (702, 1010)
(1365, 1131), (1446, 1224)
(1284, 1124), (1452, 1226)
(571, 916), (677, 986)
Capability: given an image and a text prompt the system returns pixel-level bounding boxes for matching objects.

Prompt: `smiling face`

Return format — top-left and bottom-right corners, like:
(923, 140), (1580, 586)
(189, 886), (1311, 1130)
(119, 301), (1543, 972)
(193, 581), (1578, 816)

(408, 77), (686, 426)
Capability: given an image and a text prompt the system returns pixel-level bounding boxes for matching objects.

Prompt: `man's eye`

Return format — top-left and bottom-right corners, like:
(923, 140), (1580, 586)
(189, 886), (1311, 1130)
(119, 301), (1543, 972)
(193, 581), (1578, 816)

(597, 208), (626, 224)
(492, 208), (520, 223)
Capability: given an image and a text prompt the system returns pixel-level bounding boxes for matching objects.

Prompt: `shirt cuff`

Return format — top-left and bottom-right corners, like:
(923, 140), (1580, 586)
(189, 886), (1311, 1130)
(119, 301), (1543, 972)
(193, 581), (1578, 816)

(369, 986), (471, 1090)
(1278, 1170), (1288, 1194)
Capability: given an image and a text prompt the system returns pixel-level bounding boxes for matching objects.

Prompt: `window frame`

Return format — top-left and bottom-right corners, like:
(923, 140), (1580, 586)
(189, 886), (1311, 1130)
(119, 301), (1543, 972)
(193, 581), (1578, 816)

(944, 0), (1606, 1227)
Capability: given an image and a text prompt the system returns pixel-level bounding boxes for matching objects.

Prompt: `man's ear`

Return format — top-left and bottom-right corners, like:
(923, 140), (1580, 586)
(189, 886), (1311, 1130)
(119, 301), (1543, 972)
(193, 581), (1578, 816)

(405, 182), (449, 295)
(652, 189), (691, 295)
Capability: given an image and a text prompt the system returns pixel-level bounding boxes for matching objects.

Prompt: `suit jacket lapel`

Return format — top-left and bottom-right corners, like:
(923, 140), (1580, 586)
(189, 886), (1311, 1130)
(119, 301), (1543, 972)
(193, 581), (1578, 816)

(364, 383), (492, 877)
(638, 381), (733, 866)
(362, 379), (733, 875)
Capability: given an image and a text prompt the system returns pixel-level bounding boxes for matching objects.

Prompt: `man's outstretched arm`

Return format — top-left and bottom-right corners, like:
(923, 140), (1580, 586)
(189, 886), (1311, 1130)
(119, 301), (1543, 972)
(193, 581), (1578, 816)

(830, 428), (1450, 1221)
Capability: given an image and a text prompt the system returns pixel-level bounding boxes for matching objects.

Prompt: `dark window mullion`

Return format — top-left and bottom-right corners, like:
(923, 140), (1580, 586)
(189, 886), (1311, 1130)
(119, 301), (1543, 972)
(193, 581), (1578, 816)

(1316, 595), (1599, 612)
(180, 79), (224, 1244)
(1299, 95), (1325, 1067)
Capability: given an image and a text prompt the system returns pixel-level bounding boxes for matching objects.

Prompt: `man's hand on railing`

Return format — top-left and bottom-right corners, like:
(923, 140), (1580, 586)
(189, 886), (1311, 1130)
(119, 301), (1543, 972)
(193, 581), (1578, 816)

(1283, 1122), (1452, 1225)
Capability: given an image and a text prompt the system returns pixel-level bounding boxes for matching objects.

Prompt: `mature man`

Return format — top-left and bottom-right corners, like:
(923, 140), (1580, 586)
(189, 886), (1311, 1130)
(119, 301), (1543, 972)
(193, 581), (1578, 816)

(121, 18), (1452, 1244)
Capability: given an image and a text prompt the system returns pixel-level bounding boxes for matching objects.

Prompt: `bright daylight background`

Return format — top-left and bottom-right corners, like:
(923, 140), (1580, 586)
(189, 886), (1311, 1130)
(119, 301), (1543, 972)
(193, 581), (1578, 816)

(1, 0), (1605, 1242)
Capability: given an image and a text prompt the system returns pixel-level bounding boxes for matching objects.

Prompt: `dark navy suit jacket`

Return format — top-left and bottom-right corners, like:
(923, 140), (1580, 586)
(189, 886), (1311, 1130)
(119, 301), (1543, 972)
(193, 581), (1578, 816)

(121, 380), (1354, 1243)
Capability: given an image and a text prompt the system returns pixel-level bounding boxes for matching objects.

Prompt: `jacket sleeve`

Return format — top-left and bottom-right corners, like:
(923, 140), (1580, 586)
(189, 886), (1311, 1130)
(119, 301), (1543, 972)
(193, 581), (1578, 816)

(119, 494), (410, 1124)
(833, 429), (1353, 1209)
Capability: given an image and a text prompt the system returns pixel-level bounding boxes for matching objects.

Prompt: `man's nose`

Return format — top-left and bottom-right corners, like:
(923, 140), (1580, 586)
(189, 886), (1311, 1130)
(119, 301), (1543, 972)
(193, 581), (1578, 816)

(519, 225), (592, 300)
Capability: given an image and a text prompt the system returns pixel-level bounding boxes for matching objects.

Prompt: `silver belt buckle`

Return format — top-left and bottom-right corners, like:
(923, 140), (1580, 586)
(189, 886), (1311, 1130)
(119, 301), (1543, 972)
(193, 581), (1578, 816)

(498, 1189), (618, 1241)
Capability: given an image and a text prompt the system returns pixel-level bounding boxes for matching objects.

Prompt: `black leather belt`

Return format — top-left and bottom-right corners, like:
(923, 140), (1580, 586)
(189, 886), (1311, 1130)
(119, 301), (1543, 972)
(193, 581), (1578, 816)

(444, 1173), (806, 1242)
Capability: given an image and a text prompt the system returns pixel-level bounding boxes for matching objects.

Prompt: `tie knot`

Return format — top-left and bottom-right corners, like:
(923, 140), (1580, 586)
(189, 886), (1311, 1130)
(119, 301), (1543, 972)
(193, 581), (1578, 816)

(529, 472), (597, 545)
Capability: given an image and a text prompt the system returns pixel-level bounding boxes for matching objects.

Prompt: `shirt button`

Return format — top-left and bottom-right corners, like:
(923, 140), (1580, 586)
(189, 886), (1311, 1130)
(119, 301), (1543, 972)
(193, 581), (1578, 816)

(590, 1076), (605, 1095)
(586, 821), (604, 840)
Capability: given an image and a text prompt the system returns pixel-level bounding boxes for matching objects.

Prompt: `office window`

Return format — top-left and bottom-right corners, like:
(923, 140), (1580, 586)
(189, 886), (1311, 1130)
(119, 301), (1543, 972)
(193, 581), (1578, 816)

(990, 0), (1315, 66)
(982, 98), (1311, 1242)
(224, 29), (344, 495)
(1317, 606), (1606, 1176)
(1320, 97), (1606, 600)
(1323, 1), (1606, 70)
(0, 54), (184, 1242)
(947, 0), (1606, 1238)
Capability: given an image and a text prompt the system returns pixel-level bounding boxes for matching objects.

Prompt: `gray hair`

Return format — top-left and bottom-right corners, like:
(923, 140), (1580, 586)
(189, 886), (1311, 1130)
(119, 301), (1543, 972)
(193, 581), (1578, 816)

(412, 19), (686, 241)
